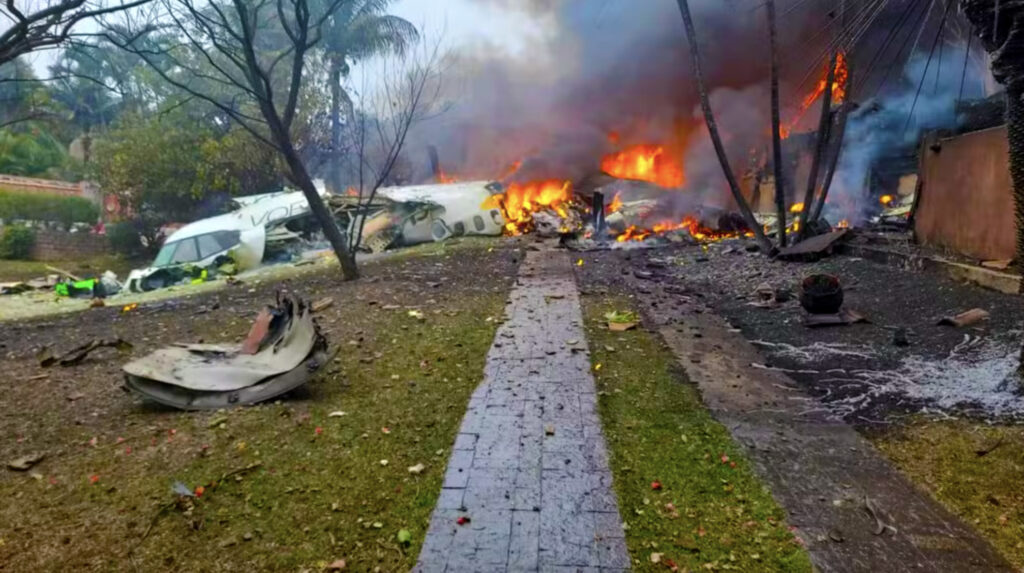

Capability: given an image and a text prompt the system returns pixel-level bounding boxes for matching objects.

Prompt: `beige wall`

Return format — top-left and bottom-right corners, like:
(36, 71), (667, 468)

(915, 126), (1016, 262)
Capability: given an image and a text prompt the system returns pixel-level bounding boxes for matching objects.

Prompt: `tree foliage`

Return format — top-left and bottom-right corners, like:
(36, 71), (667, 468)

(93, 112), (281, 227)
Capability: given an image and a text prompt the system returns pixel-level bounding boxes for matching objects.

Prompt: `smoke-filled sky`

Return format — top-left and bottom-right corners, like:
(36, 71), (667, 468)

(378, 0), (995, 223)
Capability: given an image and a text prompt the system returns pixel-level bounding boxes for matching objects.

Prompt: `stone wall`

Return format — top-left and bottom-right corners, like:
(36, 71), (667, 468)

(26, 229), (111, 261)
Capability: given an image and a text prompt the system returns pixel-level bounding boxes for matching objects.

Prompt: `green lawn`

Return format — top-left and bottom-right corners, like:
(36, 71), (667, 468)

(872, 419), (1024, 568)
(583, 296), (812, 572)
(0, 264), (509, 570)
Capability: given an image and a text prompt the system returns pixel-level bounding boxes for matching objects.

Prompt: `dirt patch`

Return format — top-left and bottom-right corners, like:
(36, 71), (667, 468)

(0, 240), (520, 571)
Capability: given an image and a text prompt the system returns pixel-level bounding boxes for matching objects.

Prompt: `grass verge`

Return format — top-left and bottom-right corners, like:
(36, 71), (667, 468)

(871, 419), (1024, 568)
(0, 287), (507, 571)
(583, 296), (812, 572)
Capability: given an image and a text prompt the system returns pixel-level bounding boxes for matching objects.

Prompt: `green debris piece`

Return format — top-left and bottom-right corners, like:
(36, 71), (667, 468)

(604, 310), (639, 324)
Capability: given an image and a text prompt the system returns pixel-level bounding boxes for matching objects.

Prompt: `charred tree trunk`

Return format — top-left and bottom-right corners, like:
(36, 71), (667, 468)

(768, 0), (787, 247)
(797, 52), (837, 240)
(675, 0), (773, 253)
(810, 65), (853, 225)
(810, 99), (851, 224)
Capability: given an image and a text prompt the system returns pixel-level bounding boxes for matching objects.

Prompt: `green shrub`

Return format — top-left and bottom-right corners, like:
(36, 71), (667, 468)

(0, 190), (99, 227)
(106, 221), (143, 257)
(0, 225), (35, 259)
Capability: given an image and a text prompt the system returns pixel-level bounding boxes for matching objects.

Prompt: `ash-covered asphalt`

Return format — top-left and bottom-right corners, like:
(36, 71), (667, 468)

(573, 238), (1024, 424)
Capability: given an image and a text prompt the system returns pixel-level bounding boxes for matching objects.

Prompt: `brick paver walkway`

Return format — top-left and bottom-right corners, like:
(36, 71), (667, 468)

(414, 250), (631, 572)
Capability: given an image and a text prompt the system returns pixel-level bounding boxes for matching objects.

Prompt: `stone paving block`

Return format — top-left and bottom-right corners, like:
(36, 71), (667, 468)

(509, 510), (541, 571)
(449, 509), (513, 568)
(582, 471), (619, 513)
(595, 536), (631, 569)
(462, 468), (517, 511)
(437, 487), (465, 510)
(443, 464), (470, 489)
(592, 512), (626, 540)
(448, 448), (475, 469)
(539, 501), (598, 568)
(454, 433), (479, 451)
(415, 508), (462, 571)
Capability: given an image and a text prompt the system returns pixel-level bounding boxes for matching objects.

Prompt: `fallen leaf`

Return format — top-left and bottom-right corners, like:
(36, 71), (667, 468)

(651, 481), (662, 491)
(397, 529), (412, 545)
(407, 463), (426, 475)
(651, 552), (664, 563)
(381, 427), (391, 434)
(379, 459), (389, 466)
(89, 474), (100, 484)
(194, 485), (205, 497)
(315, 427), (323, 436)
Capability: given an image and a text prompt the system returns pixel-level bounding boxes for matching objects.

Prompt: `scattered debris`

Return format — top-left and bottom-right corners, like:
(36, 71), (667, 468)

(122, 295), (329, 410)
(407, 463), (426, 475)
(6, 453), (44, 471)
(326, 559), (347, 570)
(938, 308), (990, 328)
(312, 297), (335, 313)
(864, 497), (897, 537)
(777, 229), (849, 262)
(803, 309), (868, 328)
(891, 327), (911, 347)
(975, 436), (1005, 458)
(38, 338), (133, 368)
(982, 259), (1013, 271)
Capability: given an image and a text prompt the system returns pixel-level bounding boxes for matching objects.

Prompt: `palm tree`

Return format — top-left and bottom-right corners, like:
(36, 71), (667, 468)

(321, 0), (418, 193)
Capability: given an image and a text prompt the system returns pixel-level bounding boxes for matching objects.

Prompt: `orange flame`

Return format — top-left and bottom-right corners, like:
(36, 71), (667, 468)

(782, 52), (849, 138)
(606, 192), (623, 215)
(615, 216), (752, 243)
(436, 169), (458, 184)
(482, 180), (573, 235)
(601, 144), (685, 188)
(499, 160), (523, 181)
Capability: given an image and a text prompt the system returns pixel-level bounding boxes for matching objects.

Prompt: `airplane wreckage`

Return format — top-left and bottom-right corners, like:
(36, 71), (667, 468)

(125, 180), (506, 292)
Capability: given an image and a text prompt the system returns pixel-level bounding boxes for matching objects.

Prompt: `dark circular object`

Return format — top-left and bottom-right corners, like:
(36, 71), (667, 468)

(800, 274), (844, 314)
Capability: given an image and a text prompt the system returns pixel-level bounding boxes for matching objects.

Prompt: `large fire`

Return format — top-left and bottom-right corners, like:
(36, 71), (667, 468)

(803, 52), (849, 111)
(601, 144), (685, 188)
(782, 52), (849, 139)
(616, 216), (750, 243)
(482, 179), (573, 235)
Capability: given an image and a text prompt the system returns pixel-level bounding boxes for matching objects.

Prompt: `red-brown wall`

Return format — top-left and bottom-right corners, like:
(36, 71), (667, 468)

(915, 126), (1016, 262)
